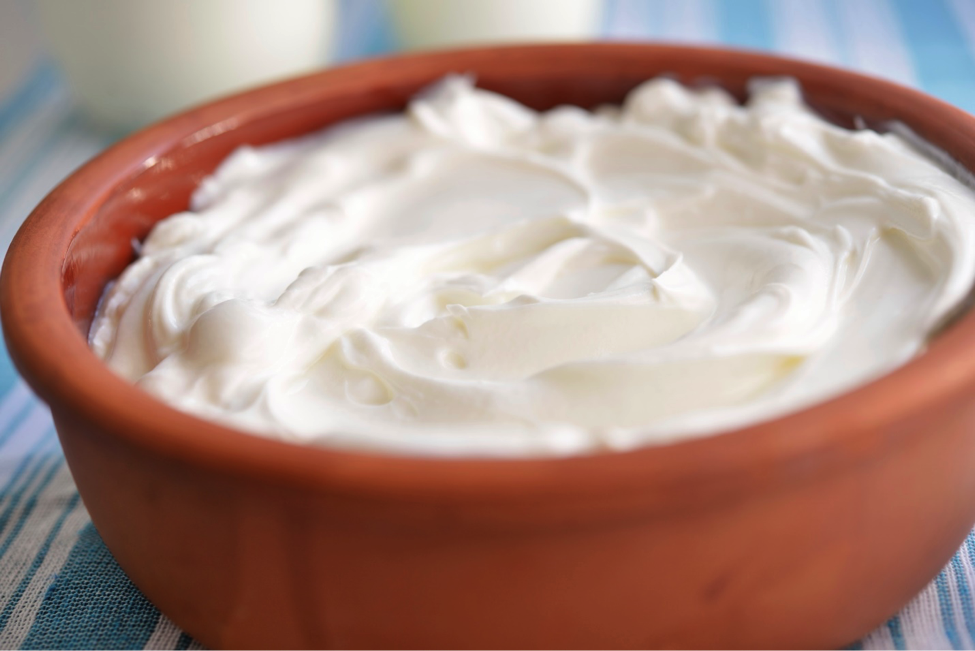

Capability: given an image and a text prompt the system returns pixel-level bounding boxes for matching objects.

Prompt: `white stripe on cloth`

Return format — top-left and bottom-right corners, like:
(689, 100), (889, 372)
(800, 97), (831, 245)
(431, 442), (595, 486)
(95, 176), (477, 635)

(0, 461), (61, 555)
(832, 0), (918, 86)
(0, 462), (75, 614)
(899, 576), (956, 650)
(143, 615), (184, 650)
(954, 548), (975, 648)
(861, 619), (897, 650)
(768, 0), (844, 65)
(0, 436), (58, 521)
(0, 490), (89, 650)
(946, 559), (974, 649)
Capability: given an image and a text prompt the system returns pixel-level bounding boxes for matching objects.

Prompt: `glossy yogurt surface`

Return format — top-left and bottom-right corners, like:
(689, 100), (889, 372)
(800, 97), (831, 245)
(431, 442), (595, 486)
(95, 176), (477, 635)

(90, 77), (975, 455)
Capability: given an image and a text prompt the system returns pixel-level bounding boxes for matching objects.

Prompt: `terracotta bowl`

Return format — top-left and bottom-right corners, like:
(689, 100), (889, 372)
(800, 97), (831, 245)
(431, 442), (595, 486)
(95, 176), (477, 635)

(4, 43), (975, 649)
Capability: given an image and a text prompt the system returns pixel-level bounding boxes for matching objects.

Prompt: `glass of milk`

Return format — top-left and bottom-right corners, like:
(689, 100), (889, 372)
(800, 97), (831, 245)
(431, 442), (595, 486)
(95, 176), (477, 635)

(35, 0), (336, 130)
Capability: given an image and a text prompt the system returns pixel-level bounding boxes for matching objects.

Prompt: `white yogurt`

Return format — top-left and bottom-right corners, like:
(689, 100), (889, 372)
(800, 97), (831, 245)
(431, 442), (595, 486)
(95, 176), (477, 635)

(35, 0), (335, 130)
(90, 77), (975, 455)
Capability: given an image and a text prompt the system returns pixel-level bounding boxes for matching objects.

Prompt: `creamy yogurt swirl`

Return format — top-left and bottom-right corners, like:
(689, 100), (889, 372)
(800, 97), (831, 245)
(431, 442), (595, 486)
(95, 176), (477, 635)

(90, 76), (975, 455)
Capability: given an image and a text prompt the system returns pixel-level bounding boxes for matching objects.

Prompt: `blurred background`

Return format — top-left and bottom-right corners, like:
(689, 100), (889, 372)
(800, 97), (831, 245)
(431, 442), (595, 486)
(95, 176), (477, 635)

(0, 0), (971, 203)
(0, 0), (971, 255)
(5, 0), (975, 123)
(0, 1), (974, 648)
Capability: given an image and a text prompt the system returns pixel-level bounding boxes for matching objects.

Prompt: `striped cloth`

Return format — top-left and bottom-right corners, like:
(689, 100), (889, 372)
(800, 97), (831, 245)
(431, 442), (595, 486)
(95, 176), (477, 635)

(1, 0), (975, 647)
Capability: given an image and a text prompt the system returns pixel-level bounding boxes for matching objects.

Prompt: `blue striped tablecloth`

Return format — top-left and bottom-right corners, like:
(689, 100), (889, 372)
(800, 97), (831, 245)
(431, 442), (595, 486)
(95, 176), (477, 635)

(1, 0), (975, 648)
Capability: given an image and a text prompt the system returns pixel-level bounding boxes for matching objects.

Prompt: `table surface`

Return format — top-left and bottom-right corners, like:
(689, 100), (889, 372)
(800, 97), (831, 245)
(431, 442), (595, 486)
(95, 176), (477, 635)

(2, 0), (975, 648)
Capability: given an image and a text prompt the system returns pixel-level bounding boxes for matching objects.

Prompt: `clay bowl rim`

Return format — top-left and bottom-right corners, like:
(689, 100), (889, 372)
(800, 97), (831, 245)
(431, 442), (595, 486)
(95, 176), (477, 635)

(4, 42), (975, 515)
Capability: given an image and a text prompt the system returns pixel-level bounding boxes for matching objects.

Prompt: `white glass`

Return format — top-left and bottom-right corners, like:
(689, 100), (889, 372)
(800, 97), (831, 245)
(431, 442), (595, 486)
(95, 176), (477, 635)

(35, 0), (336, 129)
